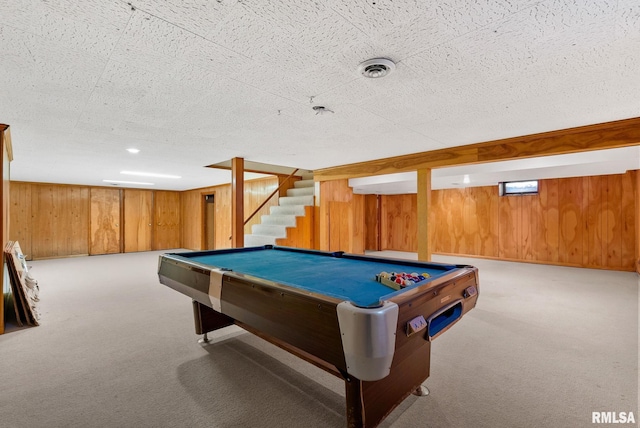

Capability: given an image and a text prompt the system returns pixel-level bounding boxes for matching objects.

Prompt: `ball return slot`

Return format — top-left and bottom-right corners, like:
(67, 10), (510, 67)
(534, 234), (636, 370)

(427, 300), (463, 340)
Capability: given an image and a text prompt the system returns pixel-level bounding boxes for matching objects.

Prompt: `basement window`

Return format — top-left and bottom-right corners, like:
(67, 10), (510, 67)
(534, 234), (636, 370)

(499, 180), (539, 196)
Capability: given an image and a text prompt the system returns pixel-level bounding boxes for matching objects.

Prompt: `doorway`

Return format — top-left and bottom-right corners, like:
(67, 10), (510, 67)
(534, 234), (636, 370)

(204, 194), (215, 250)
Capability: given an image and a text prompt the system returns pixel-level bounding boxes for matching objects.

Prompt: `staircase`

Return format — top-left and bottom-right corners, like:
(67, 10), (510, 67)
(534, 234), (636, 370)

(244, 175), (315, 247)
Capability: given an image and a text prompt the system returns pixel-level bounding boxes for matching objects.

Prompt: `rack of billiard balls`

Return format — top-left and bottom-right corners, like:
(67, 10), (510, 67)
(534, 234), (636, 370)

(375, 271), (431, 290)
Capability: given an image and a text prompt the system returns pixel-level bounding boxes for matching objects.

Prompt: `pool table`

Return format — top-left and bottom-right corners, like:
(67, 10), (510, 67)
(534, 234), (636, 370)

(158, 245), (479, 428)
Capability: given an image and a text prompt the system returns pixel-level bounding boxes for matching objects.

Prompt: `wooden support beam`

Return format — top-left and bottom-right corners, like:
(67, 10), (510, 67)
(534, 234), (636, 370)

(231, 157), (244, 248)
(0, 125), (11, 334)
(314, 117), (640, 181)
(417, 169), (431, 261)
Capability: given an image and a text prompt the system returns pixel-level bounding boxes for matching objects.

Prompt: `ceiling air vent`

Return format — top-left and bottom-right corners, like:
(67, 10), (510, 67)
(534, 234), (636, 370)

(358, 58), (396, 78)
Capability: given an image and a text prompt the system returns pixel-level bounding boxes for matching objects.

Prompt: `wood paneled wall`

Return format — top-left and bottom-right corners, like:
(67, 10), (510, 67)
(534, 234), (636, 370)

(430, 171), (638, 271)
(90, 188), (121, 255)
(29, 184), (90, 259)
(123, 189), (153, 252)
(153, 191), (181, 250)
(364, 195), (379, 250)
(431, 186), (499, 257)
(9, 183), (181, 260)
(319, 179), (364, 253)
(380, 194), (418, 253)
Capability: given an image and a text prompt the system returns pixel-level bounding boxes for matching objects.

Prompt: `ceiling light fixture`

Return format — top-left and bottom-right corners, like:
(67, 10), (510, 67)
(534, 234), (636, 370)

(313, 106), (334, 115)
(463, 174), (470, 184)
(126, 148), (140, 154)
(103, 180), (154, 185)
(358, 58), (396, 78)
(121, 171), (181, 179)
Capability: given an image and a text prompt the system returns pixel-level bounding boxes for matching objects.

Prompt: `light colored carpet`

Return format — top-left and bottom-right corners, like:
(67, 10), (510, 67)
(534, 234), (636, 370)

(0, 250), (637, 428)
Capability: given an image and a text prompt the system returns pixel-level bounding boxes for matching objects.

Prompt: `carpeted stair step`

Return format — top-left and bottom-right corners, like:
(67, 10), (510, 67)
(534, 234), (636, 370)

(261, 214), (297, 226)
(286, 186), (315, 197)
(270, 205), (307, 216)
(244, 234), (277, 247)
(251, 224), (288, 238)
(278, 195), (314, 206)
(294, 179), (314, 188)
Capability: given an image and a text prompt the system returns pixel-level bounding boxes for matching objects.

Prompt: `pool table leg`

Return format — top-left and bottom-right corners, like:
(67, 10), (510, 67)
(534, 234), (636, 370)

(344, 341), (432, 427)
(198, 332), (210, 344)
(344, 376), (366, 428)
(413, 385), (429, 396)
(192, 300), (234, 339)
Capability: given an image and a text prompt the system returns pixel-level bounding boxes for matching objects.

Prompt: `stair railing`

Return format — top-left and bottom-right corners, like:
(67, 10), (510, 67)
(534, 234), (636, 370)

(243, 168), (300, 226)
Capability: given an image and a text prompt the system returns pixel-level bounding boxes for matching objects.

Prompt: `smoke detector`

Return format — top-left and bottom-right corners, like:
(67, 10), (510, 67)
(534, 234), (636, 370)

(358, 58), (396, 78)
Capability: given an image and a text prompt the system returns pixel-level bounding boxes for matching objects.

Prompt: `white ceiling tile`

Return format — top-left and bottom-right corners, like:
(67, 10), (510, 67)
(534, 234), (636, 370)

(130, 0), (238, 36)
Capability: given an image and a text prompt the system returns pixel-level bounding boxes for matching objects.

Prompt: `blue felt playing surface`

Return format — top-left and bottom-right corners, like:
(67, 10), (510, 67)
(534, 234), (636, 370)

(182, 249), (458, 308)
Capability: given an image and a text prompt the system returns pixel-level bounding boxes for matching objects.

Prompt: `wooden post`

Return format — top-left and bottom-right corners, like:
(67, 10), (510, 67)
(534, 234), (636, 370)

(417, 168), (431, 261)
(0, 124), (12, 334)
(231, 157), (244, 248)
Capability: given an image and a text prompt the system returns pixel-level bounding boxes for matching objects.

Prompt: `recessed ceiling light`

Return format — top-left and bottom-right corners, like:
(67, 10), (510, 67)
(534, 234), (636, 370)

(463, 174), (470, 184)
(120, 171), (181, 179)
(103, 180), (154, 185)
(358, 58), (396, 78)
(126, 148), (140, 154)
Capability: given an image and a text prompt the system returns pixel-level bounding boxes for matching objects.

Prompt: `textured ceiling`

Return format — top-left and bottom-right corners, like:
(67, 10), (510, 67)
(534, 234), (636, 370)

(1, 0), (639, 191)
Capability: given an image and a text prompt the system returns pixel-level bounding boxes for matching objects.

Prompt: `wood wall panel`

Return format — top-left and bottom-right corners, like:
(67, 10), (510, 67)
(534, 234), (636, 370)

(328, 201), (348, 252)
(585, 176), (604, 267)
(433, 188), (495, 256)
(153, 191), (181, 250)
(620, 171), (636, 270)
(30, 184), (89, 259)
(214, 185), (232, 249)
(123, 189), (153, 252)
(605, 175), (622, 268)
(320, 179), (365, 253)
(9, 181), (32, 259)
(364, 195), (379, 251)
(520, 195), (533, 260)
(380, 194), (417, 252)
(535, 180), (560, 263)
(320, 179), (366, 252)
(558, 177), (583, 266)
(460, 188), (496, 256)
(431, 190), (446, 253)
(327, 199), (365, 253)
(90, 188), (121, 255)
(180, 190), (202, 250)
(498, 193), (521, 260)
